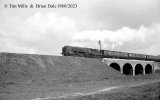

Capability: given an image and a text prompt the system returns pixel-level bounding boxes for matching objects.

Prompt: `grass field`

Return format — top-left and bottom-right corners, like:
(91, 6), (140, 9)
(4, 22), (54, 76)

(0, 52), (160, 100)
(55, 81), (160, 100)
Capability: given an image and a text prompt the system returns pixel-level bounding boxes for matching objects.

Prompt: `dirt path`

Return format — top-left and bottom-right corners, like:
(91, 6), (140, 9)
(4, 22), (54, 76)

(32, 79), (160, 100)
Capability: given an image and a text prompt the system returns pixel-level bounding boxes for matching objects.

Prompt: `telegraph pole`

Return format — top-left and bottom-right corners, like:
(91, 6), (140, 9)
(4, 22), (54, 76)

(98, 40), (102, 58)
(98, 40), (101, 51)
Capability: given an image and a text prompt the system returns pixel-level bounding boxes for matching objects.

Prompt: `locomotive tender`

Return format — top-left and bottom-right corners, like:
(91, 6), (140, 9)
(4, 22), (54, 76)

(62, 45), (160, 62)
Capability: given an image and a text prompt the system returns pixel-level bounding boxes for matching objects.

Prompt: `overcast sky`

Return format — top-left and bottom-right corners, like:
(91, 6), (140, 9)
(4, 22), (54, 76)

(0, 0), (160, 55)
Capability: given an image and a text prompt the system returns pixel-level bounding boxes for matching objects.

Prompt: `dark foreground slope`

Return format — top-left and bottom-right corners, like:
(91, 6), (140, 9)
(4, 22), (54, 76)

(0, 52), (126, 83)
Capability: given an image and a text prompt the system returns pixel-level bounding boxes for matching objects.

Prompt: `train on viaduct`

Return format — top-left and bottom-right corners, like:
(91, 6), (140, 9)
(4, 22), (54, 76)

(62, 45), (160, 76)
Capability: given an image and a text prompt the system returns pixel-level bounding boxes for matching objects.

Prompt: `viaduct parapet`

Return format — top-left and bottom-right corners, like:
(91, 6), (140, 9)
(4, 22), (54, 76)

(102, 58), (160, 76)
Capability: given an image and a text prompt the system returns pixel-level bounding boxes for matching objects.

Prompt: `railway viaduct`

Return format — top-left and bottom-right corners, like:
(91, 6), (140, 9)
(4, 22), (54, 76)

(102, 58), (160, 76)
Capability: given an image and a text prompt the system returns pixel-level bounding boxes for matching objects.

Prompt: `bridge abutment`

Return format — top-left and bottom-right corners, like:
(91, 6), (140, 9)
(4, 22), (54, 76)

(133, 70), (135, 76)
(120, 67), (123, 74)
(143, 70), (145, 75)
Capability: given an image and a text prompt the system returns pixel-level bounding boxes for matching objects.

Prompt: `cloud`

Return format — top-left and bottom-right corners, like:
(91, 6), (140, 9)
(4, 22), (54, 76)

(71, 23), (160, 55)
(0, 0), (160, 56)
(1, 10), (159, 56)
(0, 37), (36, 54)
(0, 11), (77, 54)
(87, 0), (160, 30)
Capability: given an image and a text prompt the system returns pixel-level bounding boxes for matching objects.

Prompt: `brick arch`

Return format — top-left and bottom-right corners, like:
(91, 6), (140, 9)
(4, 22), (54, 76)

(123, 63), (133, 75)
(110, 63), (121, 71)
(135, 64), (144, 75)
(145, 64), (152, 74)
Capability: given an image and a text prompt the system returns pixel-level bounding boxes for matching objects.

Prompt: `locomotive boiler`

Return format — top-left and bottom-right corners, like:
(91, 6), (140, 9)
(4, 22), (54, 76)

(62, 45), (160, 62)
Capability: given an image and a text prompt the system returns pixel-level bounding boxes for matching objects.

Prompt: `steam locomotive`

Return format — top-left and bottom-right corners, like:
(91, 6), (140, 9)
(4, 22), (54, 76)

(62, 45), (160, 62)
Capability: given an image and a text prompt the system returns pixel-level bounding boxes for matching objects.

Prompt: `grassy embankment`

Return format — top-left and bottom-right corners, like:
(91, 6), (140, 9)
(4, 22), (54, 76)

(0, 52), (160, 100)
